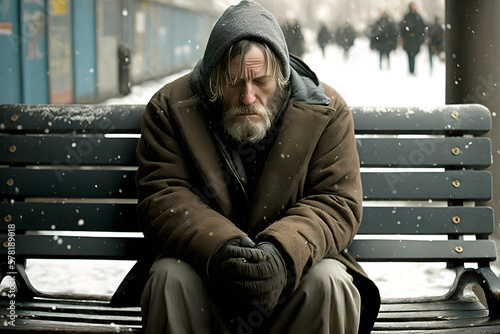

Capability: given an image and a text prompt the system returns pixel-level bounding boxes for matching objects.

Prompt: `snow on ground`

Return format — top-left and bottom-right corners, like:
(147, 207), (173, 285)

(21, 37), (497, 300)
(303, 37), (446, 107)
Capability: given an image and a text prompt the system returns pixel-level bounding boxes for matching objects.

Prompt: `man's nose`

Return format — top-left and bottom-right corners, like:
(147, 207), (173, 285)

(240, 84), (256, 105)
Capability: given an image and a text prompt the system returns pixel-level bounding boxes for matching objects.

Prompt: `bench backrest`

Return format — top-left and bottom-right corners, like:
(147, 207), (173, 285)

(0, 103), (494, 268)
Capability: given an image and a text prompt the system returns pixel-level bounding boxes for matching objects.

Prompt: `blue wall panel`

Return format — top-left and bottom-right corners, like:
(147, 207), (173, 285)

(95, 0), (119, 101)
(0, 1), (215, 104)
(0, 0), (22, 103)
(72, 0), (96, 103)
(20, 0), (48, 103)
(48, 0), (73, 103)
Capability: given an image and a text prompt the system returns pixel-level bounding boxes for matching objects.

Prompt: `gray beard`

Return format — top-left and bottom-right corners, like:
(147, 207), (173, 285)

(222, 86), (286, 143)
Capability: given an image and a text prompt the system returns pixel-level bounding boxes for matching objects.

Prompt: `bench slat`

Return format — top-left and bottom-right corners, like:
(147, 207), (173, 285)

(12, 301), (141, 315)
(372, 316), (500, 331)
(2, 203), (493, 236)
(0, 104), (143, 134)
(14, 306), (487, 325)
(0, 202), (138, 232)
(0, 318), (142, 333)
(14, 309), (141, 325)
(0, 235), (147, 260)
(0, 168), (137, 199)
(1, 135), (138, 166)
(380, 299), (486, 312)
(357, 137), (491, 168)
(361, 170), (492, 201)
(2, 104), (491, 135)
(0, 235), (495, 262)
(2, 202), (492, 236)
(2, 135), (491, 169)
(1, 168), (492, 201)
(352, 104), (491, 135)
(358, 207), (494, 235)
(376, 308), (488, 320)
(348, 239), (497, 262)
(372, 327), (500, 334)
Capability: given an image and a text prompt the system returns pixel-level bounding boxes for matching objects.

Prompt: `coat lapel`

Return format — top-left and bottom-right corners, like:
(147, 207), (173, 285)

(172, 100), (233, 218)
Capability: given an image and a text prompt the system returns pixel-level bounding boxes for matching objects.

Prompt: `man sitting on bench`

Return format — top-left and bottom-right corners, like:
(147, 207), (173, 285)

(135, 1), (380, 333)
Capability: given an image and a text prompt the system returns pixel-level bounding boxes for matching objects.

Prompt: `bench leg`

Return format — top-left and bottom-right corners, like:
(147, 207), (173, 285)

(1, 262), (40, 300)
(447, 266), (500, 317)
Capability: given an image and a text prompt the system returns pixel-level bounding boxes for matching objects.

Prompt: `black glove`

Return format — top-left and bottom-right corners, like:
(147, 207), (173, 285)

(225, 241), (287, 311)
(208, 236), (263, 283)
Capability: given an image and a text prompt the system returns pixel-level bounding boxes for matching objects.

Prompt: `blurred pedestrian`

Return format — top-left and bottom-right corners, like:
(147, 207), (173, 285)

(285, 18), (305, 58)
(279, 17), (289, 42)
(427, 16), (444, 74)
(317, 23), (332, 58)
(334, 21), (357, 61)
(399, 2), (427, 75)
(369, 10), (399, 70)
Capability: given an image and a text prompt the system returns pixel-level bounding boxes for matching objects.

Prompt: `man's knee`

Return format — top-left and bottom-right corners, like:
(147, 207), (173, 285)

(306, 259), (353, 285)
(301, 259), (360, 303)
(142, 258), (207, 313)
(148, 258), (200, 288)
(142, 259), (220, 333)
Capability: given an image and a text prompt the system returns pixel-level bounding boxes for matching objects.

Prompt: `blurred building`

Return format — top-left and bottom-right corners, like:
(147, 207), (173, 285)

(0, 0), (217, 104)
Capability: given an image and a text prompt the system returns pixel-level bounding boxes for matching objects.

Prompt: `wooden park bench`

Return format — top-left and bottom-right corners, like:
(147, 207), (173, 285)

(0, 102), (499, 333)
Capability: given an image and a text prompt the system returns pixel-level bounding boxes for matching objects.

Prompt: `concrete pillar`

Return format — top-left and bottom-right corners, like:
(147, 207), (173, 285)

(445, 0), (500, 241)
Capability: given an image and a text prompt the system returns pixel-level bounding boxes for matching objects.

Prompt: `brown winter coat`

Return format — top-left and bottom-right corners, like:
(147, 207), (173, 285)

(135, 73), (380, 330)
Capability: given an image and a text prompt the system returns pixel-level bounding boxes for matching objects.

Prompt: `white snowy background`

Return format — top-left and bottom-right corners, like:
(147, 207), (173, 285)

(20, 35), (499, 300)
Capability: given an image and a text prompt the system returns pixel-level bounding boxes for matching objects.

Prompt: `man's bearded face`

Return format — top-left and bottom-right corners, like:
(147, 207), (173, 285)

(221, 45), (285, 143)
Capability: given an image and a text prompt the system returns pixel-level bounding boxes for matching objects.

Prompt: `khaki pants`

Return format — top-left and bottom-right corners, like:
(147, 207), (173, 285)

(141, 258), (361, 334)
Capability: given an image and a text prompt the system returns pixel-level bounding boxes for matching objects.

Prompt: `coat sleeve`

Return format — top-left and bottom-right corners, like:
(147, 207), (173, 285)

(135, 87), (244, 278)
(256, 85), (363, 288)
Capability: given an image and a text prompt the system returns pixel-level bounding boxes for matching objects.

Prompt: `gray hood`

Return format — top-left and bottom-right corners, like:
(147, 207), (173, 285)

(190, 0), (329, 106)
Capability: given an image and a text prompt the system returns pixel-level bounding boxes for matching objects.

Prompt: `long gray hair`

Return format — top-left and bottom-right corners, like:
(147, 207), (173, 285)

(208, 40), (288, 105)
